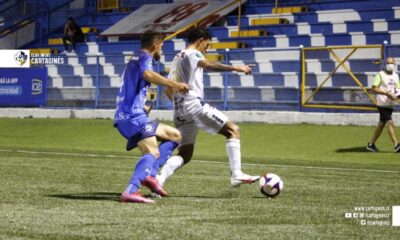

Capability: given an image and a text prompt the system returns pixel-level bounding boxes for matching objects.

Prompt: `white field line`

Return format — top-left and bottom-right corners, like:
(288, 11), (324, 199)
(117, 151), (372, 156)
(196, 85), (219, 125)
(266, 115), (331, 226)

(0, 149), (398, 174)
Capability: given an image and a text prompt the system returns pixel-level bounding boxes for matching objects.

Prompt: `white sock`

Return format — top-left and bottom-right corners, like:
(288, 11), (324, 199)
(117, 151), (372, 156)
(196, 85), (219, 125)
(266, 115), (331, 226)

(226, 139), (242, 178)
(157, 155), (184, 186)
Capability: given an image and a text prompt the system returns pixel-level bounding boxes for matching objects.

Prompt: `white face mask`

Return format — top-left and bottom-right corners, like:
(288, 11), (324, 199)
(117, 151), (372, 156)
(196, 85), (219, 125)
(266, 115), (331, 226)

(386, 63), (395, 72)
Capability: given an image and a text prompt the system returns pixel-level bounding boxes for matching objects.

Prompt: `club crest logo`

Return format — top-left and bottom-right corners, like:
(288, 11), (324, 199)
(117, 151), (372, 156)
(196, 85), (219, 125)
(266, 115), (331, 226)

(14, 51), (28, 66)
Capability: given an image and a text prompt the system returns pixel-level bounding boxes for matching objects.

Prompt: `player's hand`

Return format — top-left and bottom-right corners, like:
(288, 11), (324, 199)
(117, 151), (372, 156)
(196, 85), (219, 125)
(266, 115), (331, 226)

(173, 82), (190, 94)
(386, 91), (397, 100)
(236, 64), (255, 75)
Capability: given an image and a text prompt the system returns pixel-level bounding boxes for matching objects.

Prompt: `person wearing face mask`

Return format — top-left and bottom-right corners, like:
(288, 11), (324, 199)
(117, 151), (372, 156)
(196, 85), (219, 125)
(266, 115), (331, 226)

(367, 57), (400, 152)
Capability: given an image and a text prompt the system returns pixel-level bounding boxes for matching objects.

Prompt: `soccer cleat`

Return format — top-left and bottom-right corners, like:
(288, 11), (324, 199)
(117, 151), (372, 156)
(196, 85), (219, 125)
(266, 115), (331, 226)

(231, 173), (260, 187)
(366, 143), (379, 152)
(395, 144), (400, 153)
(141, 176), (168, 197)
(120, 192), (154, 204)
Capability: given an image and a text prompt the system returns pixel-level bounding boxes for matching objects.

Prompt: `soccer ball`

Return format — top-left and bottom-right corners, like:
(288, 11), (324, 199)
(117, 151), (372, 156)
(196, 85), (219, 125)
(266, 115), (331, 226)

(392, 88), (400, 99)
(259, 173), (283, 198)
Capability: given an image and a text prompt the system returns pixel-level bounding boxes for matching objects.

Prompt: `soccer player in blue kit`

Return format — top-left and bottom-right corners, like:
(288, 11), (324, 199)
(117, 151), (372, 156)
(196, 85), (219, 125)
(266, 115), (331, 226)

(114, 31), (190, 204)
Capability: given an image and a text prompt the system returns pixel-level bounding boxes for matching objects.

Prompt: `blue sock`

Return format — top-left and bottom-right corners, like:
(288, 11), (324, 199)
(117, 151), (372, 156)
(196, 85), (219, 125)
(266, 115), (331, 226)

(150, 141), (179, 177)
(124, 154), (156, 194)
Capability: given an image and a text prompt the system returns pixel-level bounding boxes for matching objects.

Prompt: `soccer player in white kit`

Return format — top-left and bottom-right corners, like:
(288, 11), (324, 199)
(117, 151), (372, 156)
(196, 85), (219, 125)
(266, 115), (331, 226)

(156, 27), (259, 188)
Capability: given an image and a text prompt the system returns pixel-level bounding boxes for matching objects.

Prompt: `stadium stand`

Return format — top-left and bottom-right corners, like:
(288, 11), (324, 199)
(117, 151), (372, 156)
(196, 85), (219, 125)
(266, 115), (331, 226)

(5, 0), (400, 110)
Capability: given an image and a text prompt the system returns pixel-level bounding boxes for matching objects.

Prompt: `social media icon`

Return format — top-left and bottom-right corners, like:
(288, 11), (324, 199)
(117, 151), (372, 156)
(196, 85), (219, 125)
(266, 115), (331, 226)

(361, 220), (366, 225)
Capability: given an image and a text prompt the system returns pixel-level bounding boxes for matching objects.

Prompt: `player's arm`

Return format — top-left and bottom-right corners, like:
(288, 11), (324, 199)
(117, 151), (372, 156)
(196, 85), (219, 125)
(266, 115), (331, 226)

(143, 70), (189, 93)
(164, 86), (174, 101)
(198, 59), (255, 75)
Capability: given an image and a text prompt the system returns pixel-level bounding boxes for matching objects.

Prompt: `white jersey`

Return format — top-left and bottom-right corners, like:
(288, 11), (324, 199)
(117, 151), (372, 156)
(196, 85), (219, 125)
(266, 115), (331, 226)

(373, 70), (400, 107)
(168, 48), (205, 100)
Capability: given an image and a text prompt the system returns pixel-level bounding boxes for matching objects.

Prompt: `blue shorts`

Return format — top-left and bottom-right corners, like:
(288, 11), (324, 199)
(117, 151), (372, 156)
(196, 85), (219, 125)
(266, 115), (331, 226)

(115, 116), (159, 151)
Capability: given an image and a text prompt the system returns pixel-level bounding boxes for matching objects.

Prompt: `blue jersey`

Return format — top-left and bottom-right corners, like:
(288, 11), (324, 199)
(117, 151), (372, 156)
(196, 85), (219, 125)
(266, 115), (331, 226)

(114, 50), (153, 123)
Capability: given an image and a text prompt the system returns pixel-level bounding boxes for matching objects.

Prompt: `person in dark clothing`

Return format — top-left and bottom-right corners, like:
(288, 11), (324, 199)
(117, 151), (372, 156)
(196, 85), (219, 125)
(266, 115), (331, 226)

(62, 17), (84, 53)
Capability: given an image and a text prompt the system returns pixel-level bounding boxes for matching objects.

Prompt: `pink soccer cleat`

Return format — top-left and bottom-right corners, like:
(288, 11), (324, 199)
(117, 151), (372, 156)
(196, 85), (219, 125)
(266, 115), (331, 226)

(141, 176), (168, 197)
(120, 192), (155, 204)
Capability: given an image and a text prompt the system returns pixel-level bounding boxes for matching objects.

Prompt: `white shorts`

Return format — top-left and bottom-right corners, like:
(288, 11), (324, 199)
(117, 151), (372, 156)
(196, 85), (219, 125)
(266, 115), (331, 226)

(174, 100), (228, 146)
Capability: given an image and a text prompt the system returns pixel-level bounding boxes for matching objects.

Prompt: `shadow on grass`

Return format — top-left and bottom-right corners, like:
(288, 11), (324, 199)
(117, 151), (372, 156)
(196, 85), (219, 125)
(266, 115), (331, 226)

(335, 147), (368, 153)
(336, 147), (394, 153)
(48, 192), (120, 202)
(167, 195), (232, 199)
(49, 193), (236, 201)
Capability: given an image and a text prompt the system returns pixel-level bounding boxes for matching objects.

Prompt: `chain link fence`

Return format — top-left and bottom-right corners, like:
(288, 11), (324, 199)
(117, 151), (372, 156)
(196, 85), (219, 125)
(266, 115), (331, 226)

(45, 45), (399, 112)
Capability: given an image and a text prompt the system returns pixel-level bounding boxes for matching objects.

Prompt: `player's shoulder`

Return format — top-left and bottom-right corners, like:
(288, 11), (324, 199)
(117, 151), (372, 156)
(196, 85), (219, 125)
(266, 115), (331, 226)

(185, 49), (204, 59)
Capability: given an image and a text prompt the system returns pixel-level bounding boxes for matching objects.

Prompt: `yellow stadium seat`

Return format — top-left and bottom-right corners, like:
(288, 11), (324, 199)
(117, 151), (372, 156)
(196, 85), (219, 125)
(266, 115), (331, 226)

(250, 18), (289, 26)
(81, 27), (97, 34)
(48, 38), (63, 45)
(230, 30), (268, 37)
(272, 6), (307, 14)
(30, 48), (59, 54)
(205, 54), (224, 62)
(209, 42), (246, 49)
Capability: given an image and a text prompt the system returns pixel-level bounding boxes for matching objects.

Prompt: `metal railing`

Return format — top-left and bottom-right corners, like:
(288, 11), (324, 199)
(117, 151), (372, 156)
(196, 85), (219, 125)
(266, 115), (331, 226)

(42, 44), (400, 112)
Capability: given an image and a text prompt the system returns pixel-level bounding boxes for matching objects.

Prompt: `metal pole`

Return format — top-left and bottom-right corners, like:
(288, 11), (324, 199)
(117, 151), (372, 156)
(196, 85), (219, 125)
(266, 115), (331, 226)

(156, 60), (161, 110)
(298, 45), (303, 112)
(223, 49), (229, 110)
(237, 0), (241, 36)
(383, 40), (388, 61)
(95, 54), (100, 109)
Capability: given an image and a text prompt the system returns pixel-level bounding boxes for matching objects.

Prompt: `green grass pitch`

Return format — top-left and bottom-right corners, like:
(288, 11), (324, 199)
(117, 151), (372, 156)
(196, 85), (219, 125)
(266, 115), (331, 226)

(0, 118), (399, 239)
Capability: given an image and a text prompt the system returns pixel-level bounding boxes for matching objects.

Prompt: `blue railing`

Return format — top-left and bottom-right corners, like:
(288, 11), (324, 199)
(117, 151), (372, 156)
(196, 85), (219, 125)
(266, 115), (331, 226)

(0, 0), (85, 49)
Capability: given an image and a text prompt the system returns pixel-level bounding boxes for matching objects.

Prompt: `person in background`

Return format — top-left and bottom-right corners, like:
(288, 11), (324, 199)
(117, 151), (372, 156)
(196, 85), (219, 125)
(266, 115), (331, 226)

(62, 17), (84, 54)
(367, 57), (400, 153)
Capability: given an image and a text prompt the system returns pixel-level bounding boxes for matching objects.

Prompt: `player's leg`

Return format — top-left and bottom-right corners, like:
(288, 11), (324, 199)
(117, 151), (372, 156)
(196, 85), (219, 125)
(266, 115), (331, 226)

(368, 107), (388, 152)
(156, 122), (198, 187)
(156, 144), (194, 187)
(70, 35), (77, 52)
(194, 103), (259, 187)
(142, 123), (181, 195)
(218, 121), (259, 187)
(120, 136), (159, 204)
(386, 110), (400, 152)
(386, 120), (398, 144)
(62, 36), (69, 52)
(149, 123), (181, 177)
(367, 124), (382, 151)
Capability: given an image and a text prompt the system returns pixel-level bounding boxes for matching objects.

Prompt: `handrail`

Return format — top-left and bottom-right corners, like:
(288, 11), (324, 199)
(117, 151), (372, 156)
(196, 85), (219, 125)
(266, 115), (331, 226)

(0, 1), (22, 15)
(0, 0), (76, 39)
(164, 0), (243, 41)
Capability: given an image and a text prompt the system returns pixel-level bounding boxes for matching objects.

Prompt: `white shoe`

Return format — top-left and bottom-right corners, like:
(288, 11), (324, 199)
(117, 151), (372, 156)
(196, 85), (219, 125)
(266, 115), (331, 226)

(156, 175), (165, 187)
(60, 50), (68, 54)
(231, 173), (260, 187)
(70, 50), (76, 54)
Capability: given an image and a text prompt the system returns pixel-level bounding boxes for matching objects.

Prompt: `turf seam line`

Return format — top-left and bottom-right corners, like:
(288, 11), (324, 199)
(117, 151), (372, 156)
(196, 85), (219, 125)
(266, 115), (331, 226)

(0, 149), (398, 174)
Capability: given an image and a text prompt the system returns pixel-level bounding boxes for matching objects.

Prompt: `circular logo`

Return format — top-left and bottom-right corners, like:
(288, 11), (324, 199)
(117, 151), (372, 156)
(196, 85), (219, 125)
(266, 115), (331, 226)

(14, 51), (28, 66)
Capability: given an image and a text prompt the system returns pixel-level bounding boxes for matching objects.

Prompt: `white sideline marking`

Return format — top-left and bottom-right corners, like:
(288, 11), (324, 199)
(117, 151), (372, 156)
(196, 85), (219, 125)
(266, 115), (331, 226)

(0, 149), (398, 174)
(193, 160), (399, 174)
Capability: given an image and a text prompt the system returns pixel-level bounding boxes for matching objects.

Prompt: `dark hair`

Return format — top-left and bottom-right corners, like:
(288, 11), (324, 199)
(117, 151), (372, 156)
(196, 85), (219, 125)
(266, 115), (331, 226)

(140, 30), (165, 49)
(187, 27), (211, 44)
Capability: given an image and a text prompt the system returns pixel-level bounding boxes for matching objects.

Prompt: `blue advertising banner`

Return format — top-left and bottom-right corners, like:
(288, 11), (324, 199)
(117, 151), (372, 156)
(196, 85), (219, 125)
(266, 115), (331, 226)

(0, 68), (47, 106)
